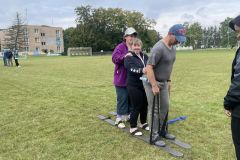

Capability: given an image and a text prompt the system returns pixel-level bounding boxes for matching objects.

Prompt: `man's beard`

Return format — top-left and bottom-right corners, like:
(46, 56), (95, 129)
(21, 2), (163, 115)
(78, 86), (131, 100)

(237, 33), (240, 41)
(235, 25), (240, 40)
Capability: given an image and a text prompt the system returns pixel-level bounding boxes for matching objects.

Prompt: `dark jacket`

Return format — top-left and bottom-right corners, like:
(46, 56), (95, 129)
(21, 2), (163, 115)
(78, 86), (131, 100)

(224, 47), (240, 118)
(7, 51), (13, 59)
(13, 50), (19, 59)
(112, 42), (128, 87)
(124, 51), (148, 88)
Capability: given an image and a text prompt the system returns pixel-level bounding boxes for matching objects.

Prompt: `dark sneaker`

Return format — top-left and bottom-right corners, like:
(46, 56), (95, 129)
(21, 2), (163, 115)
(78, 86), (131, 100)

(151, 135), (166, 147)
(163, 133), (175, 140)
(154, 140), (166, 147)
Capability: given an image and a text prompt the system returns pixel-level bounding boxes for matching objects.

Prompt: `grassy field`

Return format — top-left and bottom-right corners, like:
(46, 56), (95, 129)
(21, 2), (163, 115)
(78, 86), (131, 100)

(0, 49), (237, 160)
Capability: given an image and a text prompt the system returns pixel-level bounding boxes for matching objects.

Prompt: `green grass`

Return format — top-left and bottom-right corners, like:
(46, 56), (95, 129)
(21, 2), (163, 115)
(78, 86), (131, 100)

(0, 49), (237, 159)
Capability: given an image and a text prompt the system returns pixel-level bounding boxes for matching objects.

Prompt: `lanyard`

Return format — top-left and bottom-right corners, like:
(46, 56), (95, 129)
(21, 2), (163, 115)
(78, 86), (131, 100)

(136, 53), (145, 67)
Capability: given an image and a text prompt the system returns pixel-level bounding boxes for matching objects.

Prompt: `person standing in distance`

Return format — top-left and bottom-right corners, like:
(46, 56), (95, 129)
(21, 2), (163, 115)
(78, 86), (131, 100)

(143, 24), (187, 146)
(112, 27), (137, 128)
(224, 15), (240, 160)
(13, 49), (21, 67)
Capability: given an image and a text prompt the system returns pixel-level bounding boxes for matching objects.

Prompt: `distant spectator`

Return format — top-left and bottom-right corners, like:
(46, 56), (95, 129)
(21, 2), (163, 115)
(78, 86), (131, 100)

(7, 50), (13, 67)
(2, 49), (7, 66)
(13, 49), (20, 67)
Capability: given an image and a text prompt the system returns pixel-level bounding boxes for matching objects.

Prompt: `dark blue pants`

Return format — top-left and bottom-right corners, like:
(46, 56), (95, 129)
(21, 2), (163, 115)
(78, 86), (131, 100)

(3, 56), (7, 66)
(115, 86), (131, 116)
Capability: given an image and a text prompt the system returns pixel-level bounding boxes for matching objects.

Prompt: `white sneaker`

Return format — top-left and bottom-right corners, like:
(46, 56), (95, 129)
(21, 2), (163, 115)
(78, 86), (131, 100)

(130, 128), (142, 136)
(118, 123), (126, 129)
(115, 117), (125, 129)
(139, 123), (150, 131)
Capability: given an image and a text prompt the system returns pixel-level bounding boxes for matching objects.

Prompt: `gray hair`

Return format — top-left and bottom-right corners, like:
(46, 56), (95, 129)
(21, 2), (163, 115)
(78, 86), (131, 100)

(130, 38), (142, 47)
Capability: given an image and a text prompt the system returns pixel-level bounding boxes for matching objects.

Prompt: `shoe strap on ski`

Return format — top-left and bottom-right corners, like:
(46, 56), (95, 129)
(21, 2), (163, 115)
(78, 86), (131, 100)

(130, 129), (142, 135)
(115, 120), (124, 126)
(141, 123), (149, 129)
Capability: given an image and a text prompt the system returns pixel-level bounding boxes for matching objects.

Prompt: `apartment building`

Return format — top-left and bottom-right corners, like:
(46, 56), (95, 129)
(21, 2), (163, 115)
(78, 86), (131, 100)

(0, 25), (64, 55)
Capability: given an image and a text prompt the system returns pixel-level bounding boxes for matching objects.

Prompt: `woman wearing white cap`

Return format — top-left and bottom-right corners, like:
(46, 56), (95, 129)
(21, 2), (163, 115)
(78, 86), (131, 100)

(112, 27), (137, 128)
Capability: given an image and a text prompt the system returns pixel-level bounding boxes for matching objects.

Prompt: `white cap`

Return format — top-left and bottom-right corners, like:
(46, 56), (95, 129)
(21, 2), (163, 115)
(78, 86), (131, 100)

(124, 27), (137, 37)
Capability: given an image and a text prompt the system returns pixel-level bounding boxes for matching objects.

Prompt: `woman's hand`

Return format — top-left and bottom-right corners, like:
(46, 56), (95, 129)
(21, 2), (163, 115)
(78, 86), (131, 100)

(124, 52), (132, 58)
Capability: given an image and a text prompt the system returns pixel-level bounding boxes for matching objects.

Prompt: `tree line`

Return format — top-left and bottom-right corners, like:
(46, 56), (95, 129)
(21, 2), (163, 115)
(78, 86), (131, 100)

(64, 5), (159, 53)
(184, 17), (237, 50)
(2, 7), (238, 53)
(64, 5), (238, 52)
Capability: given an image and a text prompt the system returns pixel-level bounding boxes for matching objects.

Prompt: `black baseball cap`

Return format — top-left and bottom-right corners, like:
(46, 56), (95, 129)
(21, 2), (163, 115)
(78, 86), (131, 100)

(229, 15), (240, 31)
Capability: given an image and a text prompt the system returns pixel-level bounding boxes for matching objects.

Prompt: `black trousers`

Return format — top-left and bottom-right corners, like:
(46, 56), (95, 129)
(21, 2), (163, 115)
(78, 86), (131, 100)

(14, 58), (19, 66)
(127, 85), (148, 128)
(232, 116), (240, 160)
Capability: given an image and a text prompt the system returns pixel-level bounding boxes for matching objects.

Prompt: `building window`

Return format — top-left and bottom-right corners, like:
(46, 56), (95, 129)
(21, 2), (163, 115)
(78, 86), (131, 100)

(34, 28), (39, 34)
(41, 33), (45, 36)
(23, 28), (28, 36)
(25, 47), (29, 52)
(24, 38), (29, 45)
(35, 37), (40, 43)
(36, 47), (39, 51)
(56, 37), (61, 45)
(57, 46), (60, 53)
(41, 42), (46, 45)
(56, 30), (60, 37)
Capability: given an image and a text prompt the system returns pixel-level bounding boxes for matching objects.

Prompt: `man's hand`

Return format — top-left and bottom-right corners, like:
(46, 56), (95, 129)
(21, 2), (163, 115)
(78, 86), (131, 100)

(152, 85), (160, 95)
(224, 109), (231, 117)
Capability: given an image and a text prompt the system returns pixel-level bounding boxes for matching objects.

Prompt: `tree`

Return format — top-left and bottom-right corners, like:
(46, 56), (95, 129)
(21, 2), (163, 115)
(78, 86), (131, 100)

(203, 26), (216, 48)
(185, 22), (203, 50)
(142, 29), (159, 52)
(219, 17), (237, 48)
(65, 5), (159, 52)
(63, 27), (78, 54)
(4, 12), (26, 51)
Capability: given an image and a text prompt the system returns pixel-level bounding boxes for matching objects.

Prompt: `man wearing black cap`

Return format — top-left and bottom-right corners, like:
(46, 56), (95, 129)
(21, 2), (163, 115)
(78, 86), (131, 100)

(143, 24), (187, 146)
(224, 15), (240, 160)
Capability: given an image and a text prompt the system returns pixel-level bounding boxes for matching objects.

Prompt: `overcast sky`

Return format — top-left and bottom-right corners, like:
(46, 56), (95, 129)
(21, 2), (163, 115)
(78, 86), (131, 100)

(0, 0), (239, 35)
